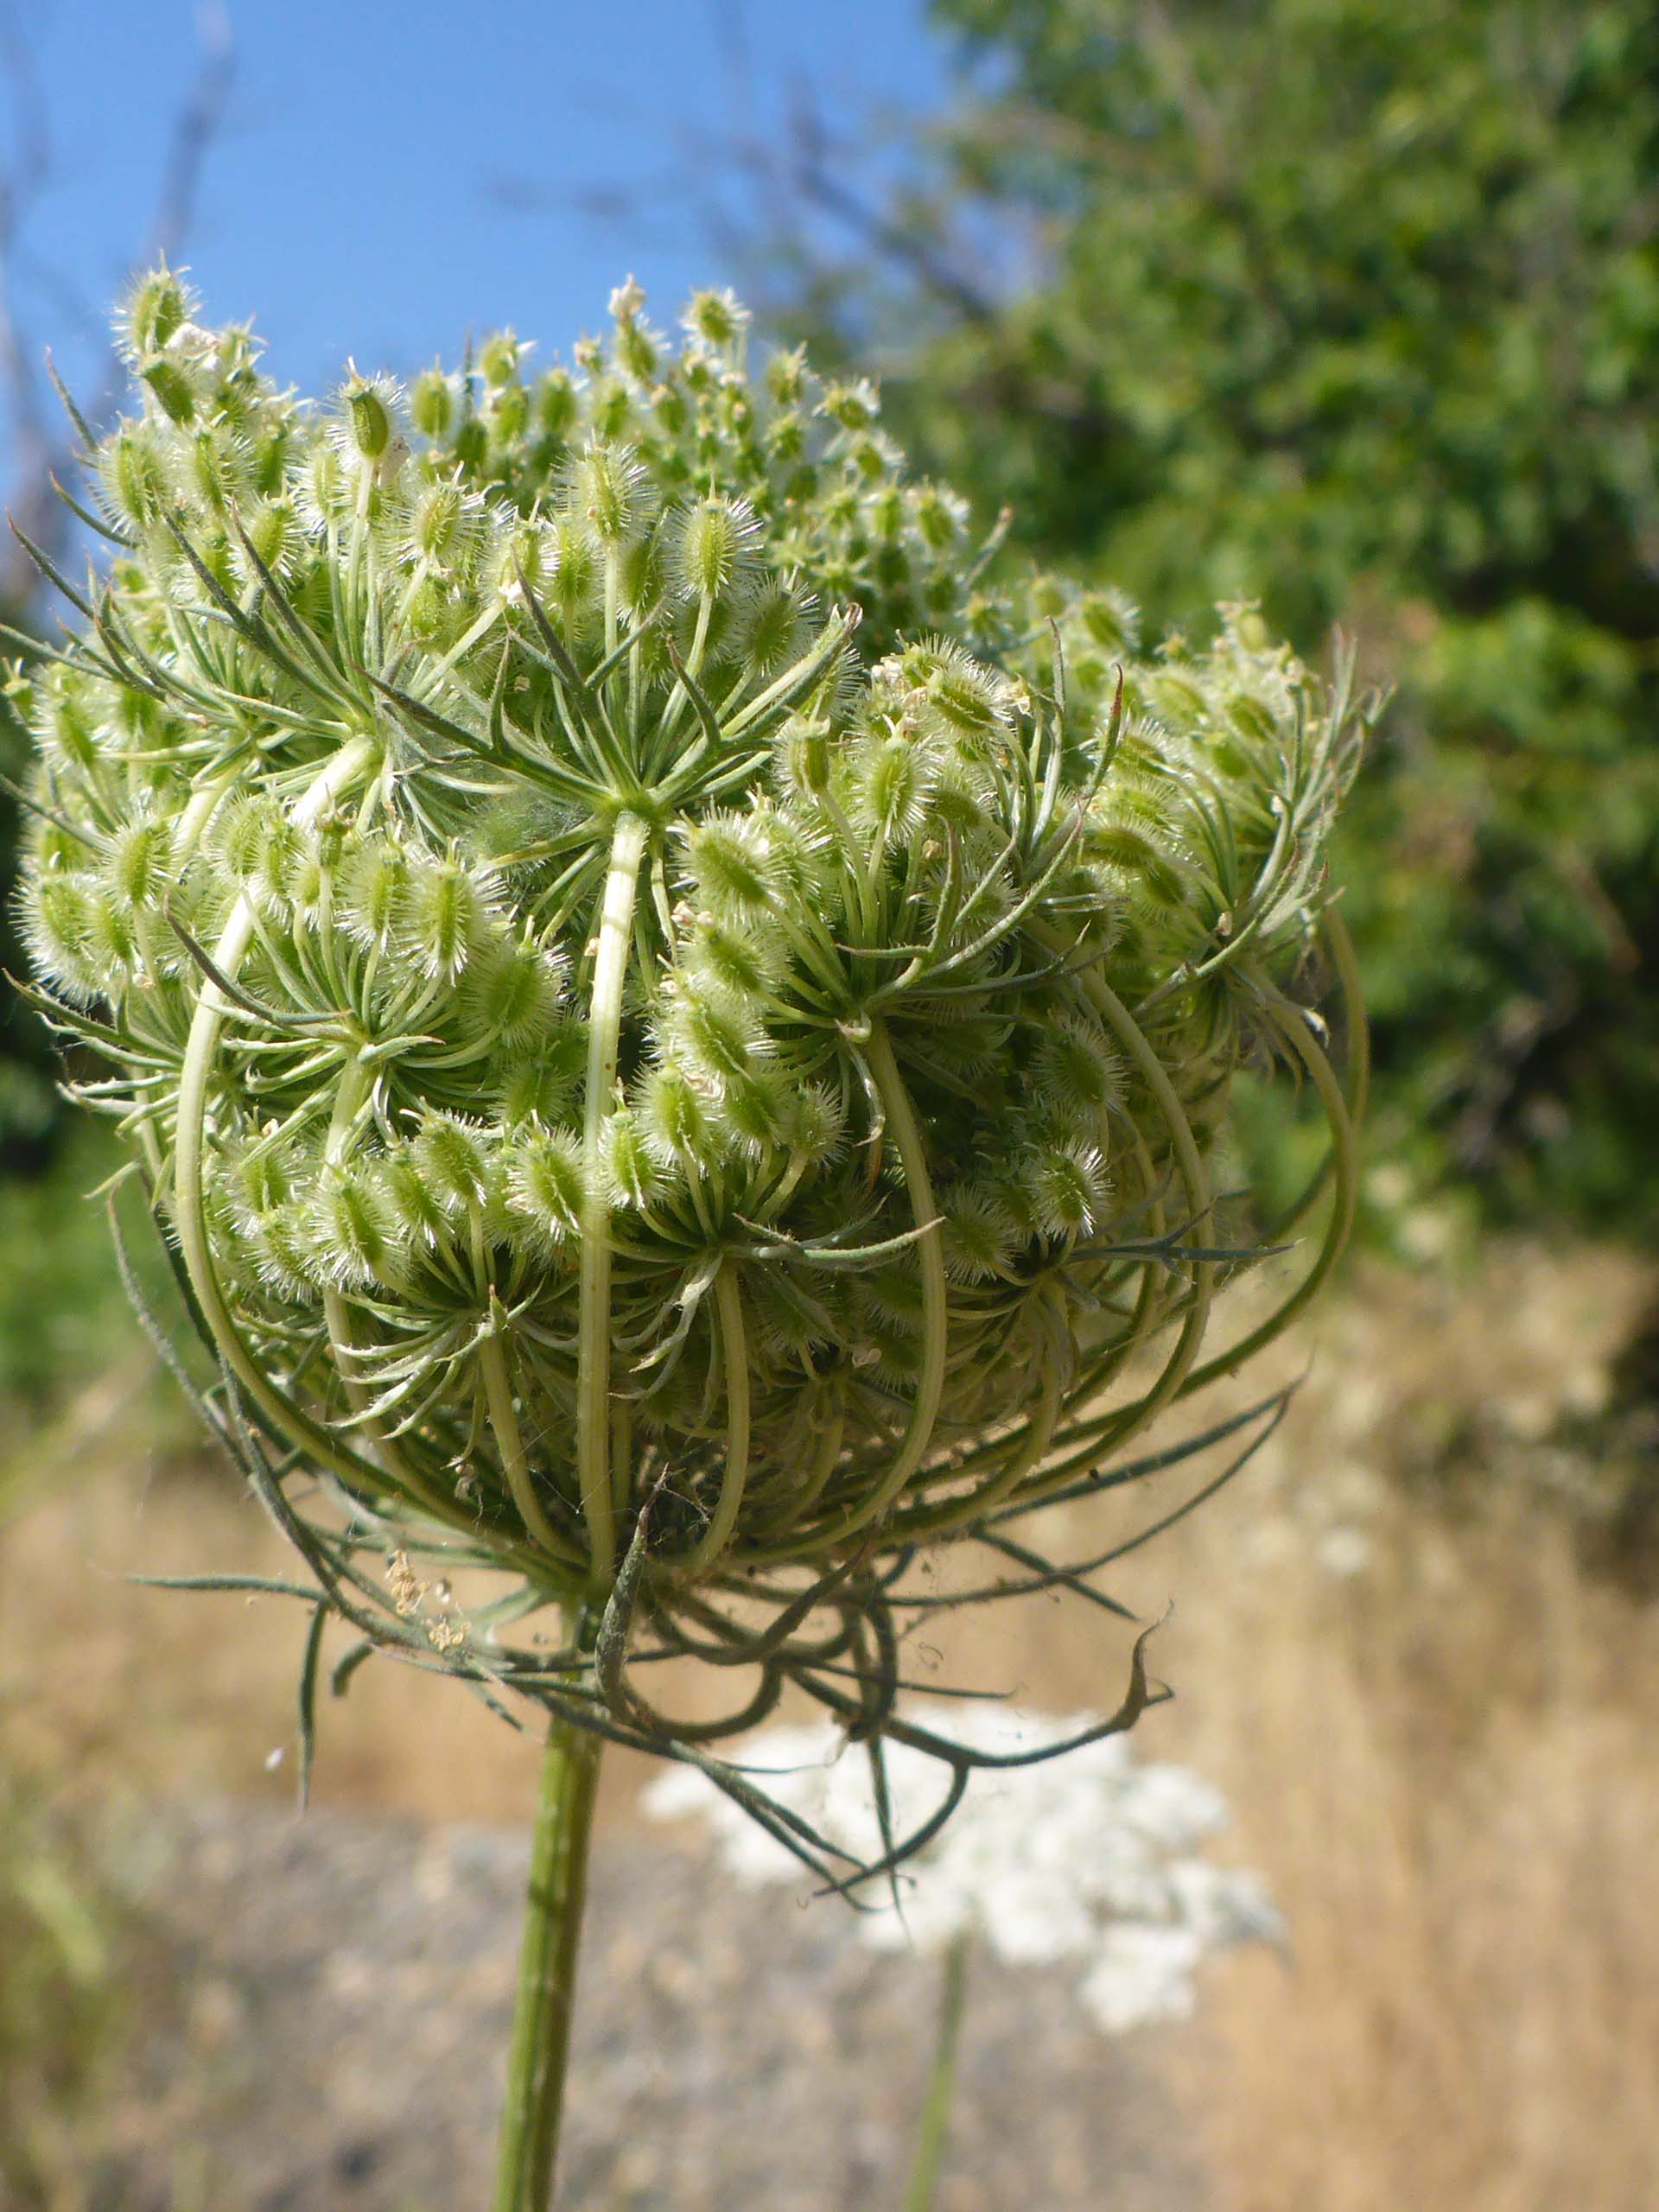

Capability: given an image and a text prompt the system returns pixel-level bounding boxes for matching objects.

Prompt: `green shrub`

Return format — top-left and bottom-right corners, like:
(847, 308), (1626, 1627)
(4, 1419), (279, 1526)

(0, 1773), (155, 2209)
(779, 0), (1659, 1234)
(0, 1127), (146, 1412)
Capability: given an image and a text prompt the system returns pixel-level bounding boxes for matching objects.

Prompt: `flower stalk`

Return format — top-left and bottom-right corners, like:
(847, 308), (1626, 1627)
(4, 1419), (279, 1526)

(494, 1703), (604, 2212)
(904, 1930), (971, 2212)
(576, 809), (650, 1586)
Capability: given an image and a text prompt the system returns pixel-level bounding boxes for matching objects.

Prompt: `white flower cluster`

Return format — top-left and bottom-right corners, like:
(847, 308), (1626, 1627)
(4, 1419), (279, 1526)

(644, 1706), (1283, 2035)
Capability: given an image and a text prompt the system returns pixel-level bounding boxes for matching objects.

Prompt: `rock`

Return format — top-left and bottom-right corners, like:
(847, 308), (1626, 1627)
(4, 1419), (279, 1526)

(98, 1797), (1211, 2210)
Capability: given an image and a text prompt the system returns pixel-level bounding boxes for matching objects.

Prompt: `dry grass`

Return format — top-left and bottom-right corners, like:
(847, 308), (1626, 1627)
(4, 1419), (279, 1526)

(1125, 1246), (1659, 2212)
(1197, 1575), (1656, 2210)
(3, 1239), (1656, 2207)
(1153, 1475), (1659, 2211)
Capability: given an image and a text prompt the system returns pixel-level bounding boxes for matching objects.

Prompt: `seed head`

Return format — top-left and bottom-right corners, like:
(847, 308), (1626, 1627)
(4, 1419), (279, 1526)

(16, 270), (1370, 1630)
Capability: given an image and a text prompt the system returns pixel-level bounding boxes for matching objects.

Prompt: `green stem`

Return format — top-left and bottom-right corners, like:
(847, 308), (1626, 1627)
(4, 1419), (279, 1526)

(174, 735), (395, 1494)
(481, 1311), (569, 1557)
(681, 1260), (751, 1571)
(575, 809), (649, 1586)
(835, 1020), (948, 1537)
(1174, 986), (1357, 1396)
(493, 1707), (604, 2212)
(903, 1931), (971, 2212)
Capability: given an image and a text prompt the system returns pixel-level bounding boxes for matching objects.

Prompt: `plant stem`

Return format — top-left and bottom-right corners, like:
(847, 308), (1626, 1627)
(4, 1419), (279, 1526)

(837, 1020), (948, 1536)
(493, 1707), (604, 2212)
(903, 1930), (971, 2212)
(174, 734), (378, 1429)
(575, 808), (649, 1586)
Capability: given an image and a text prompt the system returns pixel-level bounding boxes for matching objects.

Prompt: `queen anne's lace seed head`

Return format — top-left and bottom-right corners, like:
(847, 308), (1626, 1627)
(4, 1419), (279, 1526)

(15, 267), (1370, 1637)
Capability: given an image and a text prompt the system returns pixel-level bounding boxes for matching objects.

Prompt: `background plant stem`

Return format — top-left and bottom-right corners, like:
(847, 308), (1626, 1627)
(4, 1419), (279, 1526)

(903, 1929), (971, 2212)
(493, 1702), (604, 2212)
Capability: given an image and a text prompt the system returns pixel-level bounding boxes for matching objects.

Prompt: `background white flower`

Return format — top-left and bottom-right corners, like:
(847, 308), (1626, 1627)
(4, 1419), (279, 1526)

(644, 1706), (1284, 2034)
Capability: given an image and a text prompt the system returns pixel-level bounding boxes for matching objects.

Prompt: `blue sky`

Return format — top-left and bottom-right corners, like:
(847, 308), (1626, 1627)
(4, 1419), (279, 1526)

(4, 0), (950, 474)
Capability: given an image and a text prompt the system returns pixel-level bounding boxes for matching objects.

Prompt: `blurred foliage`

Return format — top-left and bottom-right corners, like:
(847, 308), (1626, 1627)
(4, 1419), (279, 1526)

(769, 0), (1659, 1234)
(0, 1770), (159, 2209)
(0, 1126), (149, 1411)
(0, 1145), (181, 2203)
